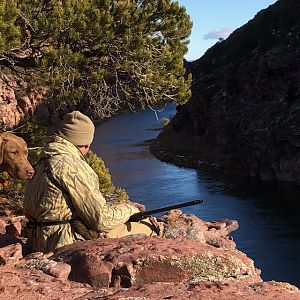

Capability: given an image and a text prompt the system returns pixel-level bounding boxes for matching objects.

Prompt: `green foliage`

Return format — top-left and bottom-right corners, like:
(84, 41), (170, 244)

(0, 0), (20, 53)
(85, 151), (114, 195)
(1, 0), (192, 119)
(0, 172), (24, 194)
(13, 121), (48, 167)
(16, 120), (48, 146)
(85, 150), (128, 203)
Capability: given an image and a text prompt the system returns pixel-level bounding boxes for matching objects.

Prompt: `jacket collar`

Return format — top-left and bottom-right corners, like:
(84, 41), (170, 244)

(41, 134), (87, 160)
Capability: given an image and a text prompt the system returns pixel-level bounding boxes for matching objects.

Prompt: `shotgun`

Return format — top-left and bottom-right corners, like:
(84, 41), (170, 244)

(128, 199), (203, 222)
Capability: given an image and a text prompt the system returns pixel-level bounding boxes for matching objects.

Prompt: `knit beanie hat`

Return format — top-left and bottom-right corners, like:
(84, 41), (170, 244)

(58, 111), (95, 146)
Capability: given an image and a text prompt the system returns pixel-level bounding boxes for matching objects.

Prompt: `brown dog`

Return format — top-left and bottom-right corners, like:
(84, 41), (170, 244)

(0, 132), (34, 180)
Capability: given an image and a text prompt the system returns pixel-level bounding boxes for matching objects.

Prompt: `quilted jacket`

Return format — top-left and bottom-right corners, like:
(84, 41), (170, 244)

(23, 135), (139, 252)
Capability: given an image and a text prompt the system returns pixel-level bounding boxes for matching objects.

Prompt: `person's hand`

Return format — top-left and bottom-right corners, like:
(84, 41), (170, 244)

(127, 200), (145, 212)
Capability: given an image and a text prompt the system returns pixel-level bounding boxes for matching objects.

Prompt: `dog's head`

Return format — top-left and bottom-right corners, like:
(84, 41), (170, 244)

(0, 132), (34, 180)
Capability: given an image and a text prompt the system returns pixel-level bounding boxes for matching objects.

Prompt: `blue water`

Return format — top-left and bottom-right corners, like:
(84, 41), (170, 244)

(92, 105), (300, 287)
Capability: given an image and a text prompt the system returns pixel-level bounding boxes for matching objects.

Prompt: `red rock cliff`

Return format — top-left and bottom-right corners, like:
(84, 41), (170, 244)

(0, 75), (49, 130)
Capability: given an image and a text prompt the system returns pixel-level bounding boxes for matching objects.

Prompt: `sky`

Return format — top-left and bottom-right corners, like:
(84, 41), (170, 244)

(177, 0), (278, 61)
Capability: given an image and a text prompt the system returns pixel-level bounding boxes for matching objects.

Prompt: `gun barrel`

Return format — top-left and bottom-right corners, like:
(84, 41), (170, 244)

(128, 199), (203, 222)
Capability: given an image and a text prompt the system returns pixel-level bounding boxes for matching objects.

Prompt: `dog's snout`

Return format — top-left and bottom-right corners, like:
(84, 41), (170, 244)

(26, 168), (35, 178)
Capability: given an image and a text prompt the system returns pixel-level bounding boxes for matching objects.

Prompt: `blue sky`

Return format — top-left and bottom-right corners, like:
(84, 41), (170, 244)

(177, 0), (278, 61)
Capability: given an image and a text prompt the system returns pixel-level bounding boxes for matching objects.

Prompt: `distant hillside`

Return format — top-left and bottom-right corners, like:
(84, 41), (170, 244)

(152, 0), (300, 182)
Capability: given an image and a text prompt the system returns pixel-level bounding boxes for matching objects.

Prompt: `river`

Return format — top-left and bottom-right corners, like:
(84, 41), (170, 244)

(92, 105), (300, 287)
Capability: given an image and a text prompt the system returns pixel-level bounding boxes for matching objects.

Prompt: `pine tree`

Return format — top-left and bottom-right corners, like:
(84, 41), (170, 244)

(1, 0), (192, 119)
(0, 0), (20, 55)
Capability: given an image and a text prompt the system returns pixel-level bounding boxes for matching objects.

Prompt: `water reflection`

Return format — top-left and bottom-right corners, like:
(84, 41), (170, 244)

(92, 106), (300, 287)
(194, 172), (300, 285)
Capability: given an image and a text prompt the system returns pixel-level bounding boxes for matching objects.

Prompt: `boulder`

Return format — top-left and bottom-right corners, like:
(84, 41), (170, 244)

(0, 265), (93, 300)
(159, 209), (238, 249)
(52, 236), (261, 288)
(0, 215), (297, 299)
(96, 280), (300, 300)
(0, 243), (23, 265)
(6, 221), (22, 237)
(22, 258), (71, 280)
(1, 262), (299, 300)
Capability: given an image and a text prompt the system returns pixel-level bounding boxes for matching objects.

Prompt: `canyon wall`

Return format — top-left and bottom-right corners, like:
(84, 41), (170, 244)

(153, 0), (300, 183)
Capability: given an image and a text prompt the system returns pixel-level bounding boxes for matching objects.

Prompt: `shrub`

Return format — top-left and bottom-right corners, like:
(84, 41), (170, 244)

(85, 151), (128, 203)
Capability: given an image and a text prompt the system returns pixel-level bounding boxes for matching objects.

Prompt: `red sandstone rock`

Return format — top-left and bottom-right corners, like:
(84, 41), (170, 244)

(158, 210), (237, 249)
(0, 233), (297, 299)
(0, 265), (93, 300)
(52, 236), (261, 288)
(0, 219), (7, 234)
(0, 197), (298, 299)
(24, 251), (54, 260)
(0, 263), (299, 300)
(96, 280), (300, 300)
(0, 75), (49, 129)
(23, 258), (72, 280)
(0, 242), (23, 265)
(5, 221), (22, 237)
(0, 198), (24, 219)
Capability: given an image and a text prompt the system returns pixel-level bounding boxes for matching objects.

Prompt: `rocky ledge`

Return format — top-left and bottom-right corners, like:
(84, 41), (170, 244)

(0, 200), (299, 299)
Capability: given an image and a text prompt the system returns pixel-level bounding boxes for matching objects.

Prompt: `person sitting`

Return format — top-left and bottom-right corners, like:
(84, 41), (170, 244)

(23, 111), (158, 253)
